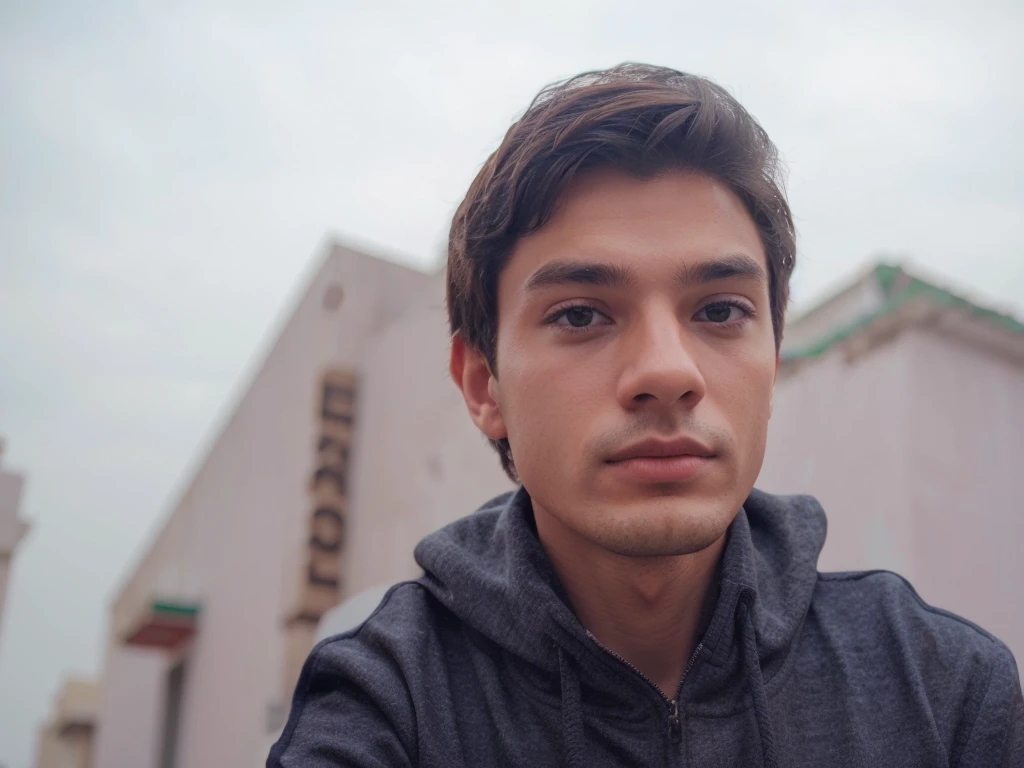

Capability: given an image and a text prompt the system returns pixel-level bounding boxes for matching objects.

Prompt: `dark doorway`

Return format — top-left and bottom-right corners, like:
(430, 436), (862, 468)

(160, 659), (187, 768)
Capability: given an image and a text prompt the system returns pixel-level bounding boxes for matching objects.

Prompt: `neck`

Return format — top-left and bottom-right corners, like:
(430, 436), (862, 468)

(534, 503), (726, 699)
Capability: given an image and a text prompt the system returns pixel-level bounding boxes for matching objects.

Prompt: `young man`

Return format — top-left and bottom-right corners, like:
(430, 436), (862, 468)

(270, 64), (1023, 767)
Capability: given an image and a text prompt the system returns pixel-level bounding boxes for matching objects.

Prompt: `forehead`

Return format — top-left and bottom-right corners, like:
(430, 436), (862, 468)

(501, 168), (767, 295)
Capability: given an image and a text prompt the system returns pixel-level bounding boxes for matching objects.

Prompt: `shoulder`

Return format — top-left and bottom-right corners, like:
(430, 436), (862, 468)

(810, 569), (1021, 755)
(813, 569), (1015, 667)
(310, 581), (448, 673)
(270, 583), (448, 767)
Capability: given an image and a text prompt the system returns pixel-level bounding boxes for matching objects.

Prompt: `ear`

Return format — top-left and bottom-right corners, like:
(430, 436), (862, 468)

(449, 333), (508, 441)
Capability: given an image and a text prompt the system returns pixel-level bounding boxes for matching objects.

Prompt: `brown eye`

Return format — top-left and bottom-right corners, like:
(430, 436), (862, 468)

(703, 304), (733, 323)
(696, 301), (752, 325)
(565, 306), (595, 327)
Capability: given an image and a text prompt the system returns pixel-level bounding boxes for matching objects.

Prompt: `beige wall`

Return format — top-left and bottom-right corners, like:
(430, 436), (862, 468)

(759, 326), (1024, 662)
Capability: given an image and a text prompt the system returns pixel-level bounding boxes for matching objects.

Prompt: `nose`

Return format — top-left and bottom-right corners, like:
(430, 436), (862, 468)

(616, 303), (706, 411)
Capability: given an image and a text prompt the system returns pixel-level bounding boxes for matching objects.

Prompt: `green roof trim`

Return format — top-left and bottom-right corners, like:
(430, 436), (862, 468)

(872, 262), (903, 294)
(784, 262), (1024, 361)
(151, 600), (200, 617)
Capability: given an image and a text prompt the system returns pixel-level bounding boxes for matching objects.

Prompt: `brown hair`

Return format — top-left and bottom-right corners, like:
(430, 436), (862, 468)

(447, 63), (796, 480)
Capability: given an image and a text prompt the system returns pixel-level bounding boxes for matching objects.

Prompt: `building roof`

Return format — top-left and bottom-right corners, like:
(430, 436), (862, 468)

(781, 262), (1024, 369)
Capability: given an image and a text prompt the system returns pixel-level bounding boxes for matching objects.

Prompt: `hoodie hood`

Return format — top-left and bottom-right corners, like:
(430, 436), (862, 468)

(415, 486), (827, 715)
(415, 489), (580, 676)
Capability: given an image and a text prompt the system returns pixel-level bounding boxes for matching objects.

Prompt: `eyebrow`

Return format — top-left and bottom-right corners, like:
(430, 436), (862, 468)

(523, 253), (767, 293)
(523, 261), (639, 292)
(677, 253), (767, 287)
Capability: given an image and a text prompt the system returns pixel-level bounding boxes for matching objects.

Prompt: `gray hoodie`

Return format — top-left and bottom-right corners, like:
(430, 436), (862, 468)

(269, 488), (1023, 767)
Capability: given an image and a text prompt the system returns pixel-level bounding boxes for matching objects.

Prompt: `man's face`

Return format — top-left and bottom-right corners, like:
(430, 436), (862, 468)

(463, 168), (778, 557)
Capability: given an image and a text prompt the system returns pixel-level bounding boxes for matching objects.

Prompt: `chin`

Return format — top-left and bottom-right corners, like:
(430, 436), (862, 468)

(587, 494), (735, 558)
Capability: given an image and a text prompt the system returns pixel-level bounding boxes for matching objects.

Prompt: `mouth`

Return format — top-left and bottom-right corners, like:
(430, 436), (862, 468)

(604, 436), (716, 483)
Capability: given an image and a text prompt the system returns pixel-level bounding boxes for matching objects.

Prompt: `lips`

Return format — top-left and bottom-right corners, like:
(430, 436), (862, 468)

(605, 436), (716, 463)
(604, 436), (716, 483)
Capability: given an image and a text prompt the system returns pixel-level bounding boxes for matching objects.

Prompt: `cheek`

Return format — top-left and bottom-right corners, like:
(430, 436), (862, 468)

(708, 347), (776, 440)
(735, 354), (776, 466)
(500, 344), (606, 465)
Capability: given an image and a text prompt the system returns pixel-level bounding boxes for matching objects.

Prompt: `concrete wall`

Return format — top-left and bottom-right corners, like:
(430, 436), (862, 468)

(93, 243), (433, 768)
(759, 327), (1024, 662)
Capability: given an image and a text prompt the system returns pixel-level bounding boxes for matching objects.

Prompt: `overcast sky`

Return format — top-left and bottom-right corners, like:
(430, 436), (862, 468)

(1, 1), (1022, 765)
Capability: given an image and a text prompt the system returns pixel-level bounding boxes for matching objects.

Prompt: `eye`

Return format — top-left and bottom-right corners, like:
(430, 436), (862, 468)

(564, 306), (596, 327)
(546, 303), (612, 331)
(694, 300), (753, 325)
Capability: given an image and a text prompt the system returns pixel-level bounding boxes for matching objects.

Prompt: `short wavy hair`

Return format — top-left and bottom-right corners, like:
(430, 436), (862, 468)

(447, 63), (796, 481)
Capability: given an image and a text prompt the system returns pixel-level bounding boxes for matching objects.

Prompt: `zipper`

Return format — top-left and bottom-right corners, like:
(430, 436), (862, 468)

(669, 641), (704, 743)
(585, 630), (704, 744)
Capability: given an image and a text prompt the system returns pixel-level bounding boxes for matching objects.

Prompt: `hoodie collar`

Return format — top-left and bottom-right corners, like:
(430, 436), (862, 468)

(415, 486), (827, 711)
(686, 488), (827, 709)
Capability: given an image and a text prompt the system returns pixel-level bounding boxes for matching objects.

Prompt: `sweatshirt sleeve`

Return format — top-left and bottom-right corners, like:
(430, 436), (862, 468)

(267, 633), (417, 768)
(956, 641), (1024, 767)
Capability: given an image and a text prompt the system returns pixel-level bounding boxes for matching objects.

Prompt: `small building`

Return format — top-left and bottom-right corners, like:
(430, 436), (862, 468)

(760, 262), (1024, 661)
(33, 679), (100, 768)
(0, 437), (30, 651)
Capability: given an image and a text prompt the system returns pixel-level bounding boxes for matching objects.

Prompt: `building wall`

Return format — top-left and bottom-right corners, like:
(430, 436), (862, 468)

(759, 334), (917, 578)
(91, 645), (163, 768)
(758, 327), (1024, 663)
(903, 329), (1024, 659)
(93, 243), (434, 768)
(344, 273), (512, 595)
(34, 724), (64, 768)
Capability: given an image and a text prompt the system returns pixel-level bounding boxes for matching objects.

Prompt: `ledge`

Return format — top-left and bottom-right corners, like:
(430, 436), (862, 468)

(122, 599), (200, 650)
